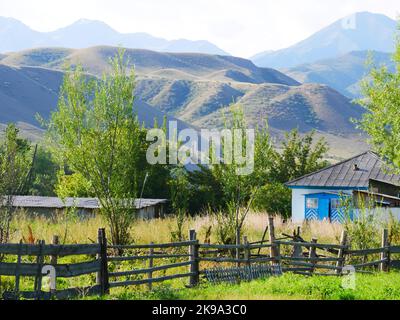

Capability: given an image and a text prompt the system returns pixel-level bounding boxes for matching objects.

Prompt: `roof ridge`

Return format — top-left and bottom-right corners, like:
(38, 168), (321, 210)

(286, 150), (372, 186)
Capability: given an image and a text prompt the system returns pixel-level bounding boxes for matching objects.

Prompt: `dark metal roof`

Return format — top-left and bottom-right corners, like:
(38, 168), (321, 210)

(286, 151), (400, 188)
(8, 196), (168, 210)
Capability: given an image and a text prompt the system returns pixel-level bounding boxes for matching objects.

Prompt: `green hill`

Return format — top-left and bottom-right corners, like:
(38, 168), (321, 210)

(0, 46), (369, 158)
(2, 46), (300, 85)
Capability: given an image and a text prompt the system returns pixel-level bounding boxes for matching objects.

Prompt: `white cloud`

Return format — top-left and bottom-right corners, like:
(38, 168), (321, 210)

(0, 0), (399, 57)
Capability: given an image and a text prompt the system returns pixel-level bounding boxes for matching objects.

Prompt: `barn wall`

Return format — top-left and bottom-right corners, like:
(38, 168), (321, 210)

(136, 204), (166, 220)
(14, 203), (166, 221)
(137, 207), (155, 220)
(13, 207), (97, 219)
(291, 189), (306, 223)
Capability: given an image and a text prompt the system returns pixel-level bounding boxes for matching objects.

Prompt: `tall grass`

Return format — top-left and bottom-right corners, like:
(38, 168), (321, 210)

(9, 210), (344, 245)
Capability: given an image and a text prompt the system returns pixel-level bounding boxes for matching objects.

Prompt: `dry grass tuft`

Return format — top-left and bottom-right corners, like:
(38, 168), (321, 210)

(9, 210), (343, 245)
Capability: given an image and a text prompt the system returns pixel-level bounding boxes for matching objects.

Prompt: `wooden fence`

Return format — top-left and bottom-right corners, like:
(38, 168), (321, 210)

(0, 229), (108, 300)
(2, 220), (400, 300)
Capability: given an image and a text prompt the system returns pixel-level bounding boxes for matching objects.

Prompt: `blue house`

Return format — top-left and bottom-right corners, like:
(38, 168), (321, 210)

(286, 151), (400, 223)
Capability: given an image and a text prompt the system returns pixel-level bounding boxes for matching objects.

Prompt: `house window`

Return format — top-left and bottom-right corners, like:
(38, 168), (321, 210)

(306, 198), (318, 209)
(331, 198), (340, 209)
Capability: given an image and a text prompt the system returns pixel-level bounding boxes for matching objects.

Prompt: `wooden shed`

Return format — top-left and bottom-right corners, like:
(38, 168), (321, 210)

(8, 196), (168, 220)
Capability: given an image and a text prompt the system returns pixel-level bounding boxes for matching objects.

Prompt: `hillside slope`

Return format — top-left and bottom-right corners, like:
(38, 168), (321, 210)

(285, 51), (394, 98)
(0, 64), (191, 137)
(192, 83), (364, 134)
(0, 47), (369, 158)
(2, 46), (299, 86)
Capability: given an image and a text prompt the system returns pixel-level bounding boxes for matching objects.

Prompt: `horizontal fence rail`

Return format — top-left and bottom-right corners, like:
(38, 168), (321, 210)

(274, 240), (347, 250)
(281, 256), (343, 262)
(0, 243), (100, 256)
(108, 253), (191, 262)
(199, 243), (272, 250)
(109, 261), (193, 278)
(389, 246), (400, 254)
(0, 260), (100, 277)
(108, 241), (197, 250)
(345, 248), (389, 256)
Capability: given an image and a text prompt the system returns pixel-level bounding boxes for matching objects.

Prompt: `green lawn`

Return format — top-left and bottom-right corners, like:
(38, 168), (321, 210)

(98, 272), (400, 301)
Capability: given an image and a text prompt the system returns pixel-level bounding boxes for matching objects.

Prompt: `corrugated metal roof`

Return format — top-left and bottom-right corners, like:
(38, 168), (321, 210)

(7, 196), (167, 210)
(286, 151), (400, 188)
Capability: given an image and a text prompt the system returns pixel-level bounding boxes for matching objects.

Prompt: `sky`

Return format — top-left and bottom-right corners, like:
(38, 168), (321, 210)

(0, 0), (399, 57)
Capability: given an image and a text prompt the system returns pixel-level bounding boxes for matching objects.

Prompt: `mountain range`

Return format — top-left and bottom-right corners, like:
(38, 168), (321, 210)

(0, 46), (368, 159)
(251, 12), (397, 69)
(0, 17), (228, 55)
(285, 50), (394, 98)
(4, 12), (396, 159)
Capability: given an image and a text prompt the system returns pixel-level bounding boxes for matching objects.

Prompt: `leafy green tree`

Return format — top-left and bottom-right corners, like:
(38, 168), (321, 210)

(168, 166), (192, 241)
(186, 106), (328, 220)
(187, 164), (224, 212)
(28, 146), (58, 196)
(251, 121), (275, 187)
(252, 182), (292, 218)
(356, 35), (400, 170)
(187, 104), (270, 243)
(0, 124), (33, 243)
(253, 129), (328, 218)
(269, 130), (329, 183)
(44, 50), (149, 245)
(55, 172), (93, 199)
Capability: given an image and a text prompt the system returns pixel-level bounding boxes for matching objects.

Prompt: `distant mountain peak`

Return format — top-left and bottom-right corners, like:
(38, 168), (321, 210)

(73, 18), (98, 24)
(67, 18), (115, 29)
(0, 16), (22, 23)
(252, 11), (397, 68)
(0, 16), (229, 56)
(0, 16), (31, 29)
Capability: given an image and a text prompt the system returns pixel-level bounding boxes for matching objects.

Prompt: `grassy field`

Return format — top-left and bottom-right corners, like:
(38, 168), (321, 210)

(3, 211), (398, 301)
(9, 211), (343, 245)
(90, 272), (400, 301)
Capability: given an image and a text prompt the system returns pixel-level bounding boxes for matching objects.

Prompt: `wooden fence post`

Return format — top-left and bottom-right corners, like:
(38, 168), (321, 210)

(309, 238), (318, 275)
(49, 235), (59, 298)
(236, 228), (241, 268)
(34, 240), (45, 300)
(14, 240), (23, 300)
(97, 228), (109, 295)
(189, 230), (199, 287)
(258, 224), (269, 256)
(381, 229), (389, 272)
(243, 236), (250, 267)
(336, 230), (348, 275)
(51, 235), (59, 265)
(268, 216), (279, 265)
(296, 226), (301, 239)
(148, 243), (154, 291)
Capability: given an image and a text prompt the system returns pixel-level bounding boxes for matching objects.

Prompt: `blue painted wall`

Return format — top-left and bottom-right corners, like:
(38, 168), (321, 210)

(305, 193), (349, 223)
